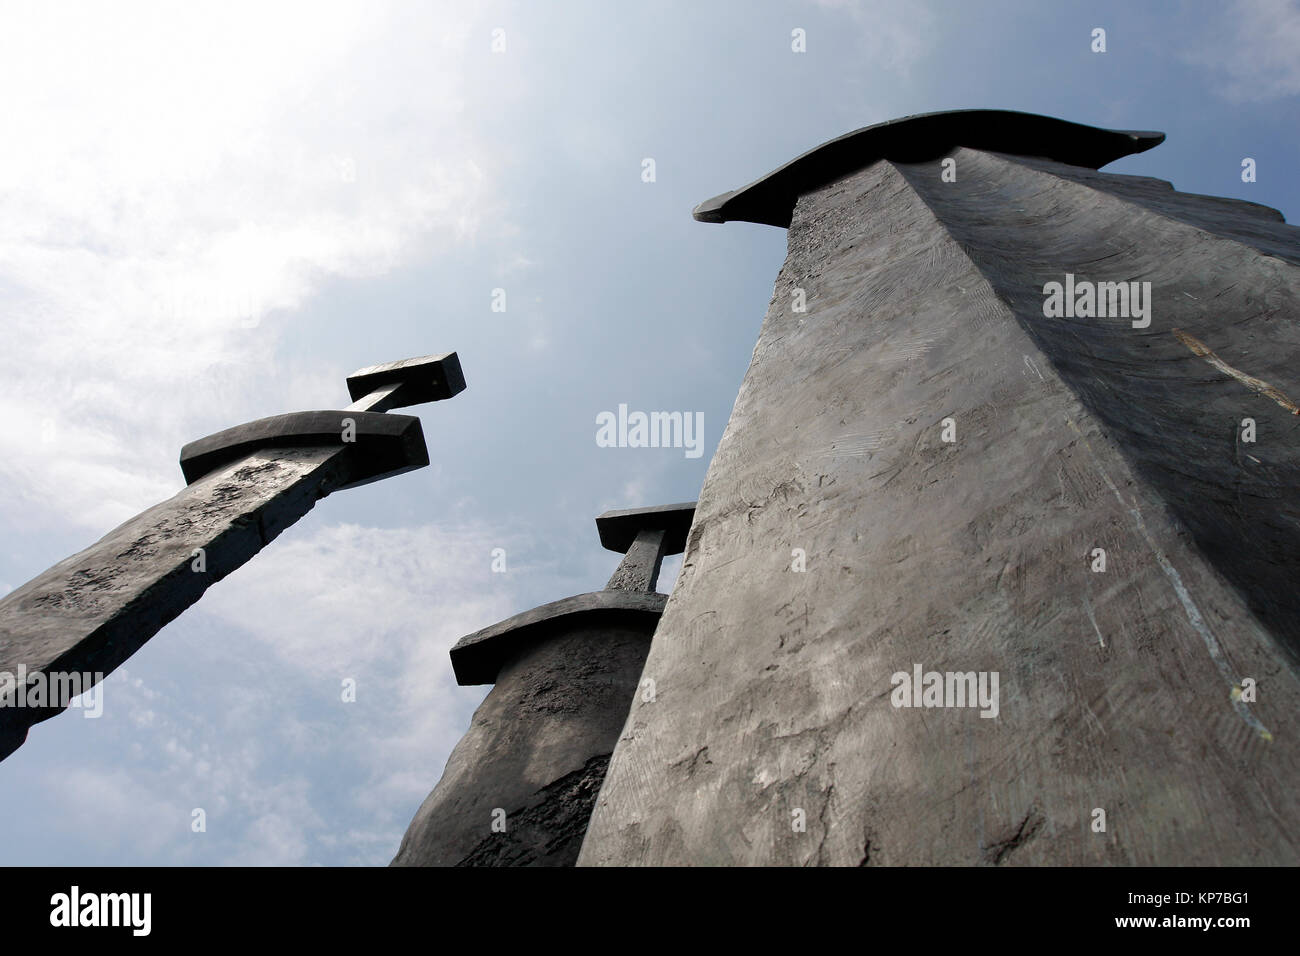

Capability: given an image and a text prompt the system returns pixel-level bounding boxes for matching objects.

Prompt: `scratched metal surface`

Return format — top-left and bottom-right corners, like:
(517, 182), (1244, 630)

(0, 446), (348, 760)
(392, 620), (655, 867)
(901, 149), (1300, 658)
(579, 152), (1300, 865)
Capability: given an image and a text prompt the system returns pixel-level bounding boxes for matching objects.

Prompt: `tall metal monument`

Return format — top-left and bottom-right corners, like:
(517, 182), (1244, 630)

(393, 502), (694, 866)
(0, 352), (465, 761)
(579, 110), (1300, 865)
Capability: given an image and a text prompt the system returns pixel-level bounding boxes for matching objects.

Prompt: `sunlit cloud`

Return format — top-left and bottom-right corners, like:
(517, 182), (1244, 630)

(0, 0), (502, 530)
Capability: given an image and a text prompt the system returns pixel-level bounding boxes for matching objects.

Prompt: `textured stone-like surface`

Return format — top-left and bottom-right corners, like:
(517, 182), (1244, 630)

(391, 620), (655, 866)
(179, 410), (425, 486)
(579, 150), (1300, 865)
(454, 756), (611, 867)
(0, 446), (349, 759)
(897, 150), (1300, 660)
(605, 529), (667, 592)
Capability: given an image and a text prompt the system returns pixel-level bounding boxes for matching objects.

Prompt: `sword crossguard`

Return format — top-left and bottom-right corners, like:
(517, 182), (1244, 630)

(179, 351), (466, 486)
(345, 352), (466, 413)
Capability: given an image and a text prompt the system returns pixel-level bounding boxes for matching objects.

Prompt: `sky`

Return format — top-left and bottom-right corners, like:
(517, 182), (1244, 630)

(0, 0), (1297, 865)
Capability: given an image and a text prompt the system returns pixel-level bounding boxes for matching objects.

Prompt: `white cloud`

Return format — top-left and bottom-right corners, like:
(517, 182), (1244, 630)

(40, 764), (186, 861)
(1187, 0), (1300, 101)
(0, 1), (504, 531)
(200, 521), (518, 676)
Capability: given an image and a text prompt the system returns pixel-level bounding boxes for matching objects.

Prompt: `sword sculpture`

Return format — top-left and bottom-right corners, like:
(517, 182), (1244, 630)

(0, 352), (465, 761)
(392, 501), (695, 866)
(580, 109), (1300, 865)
